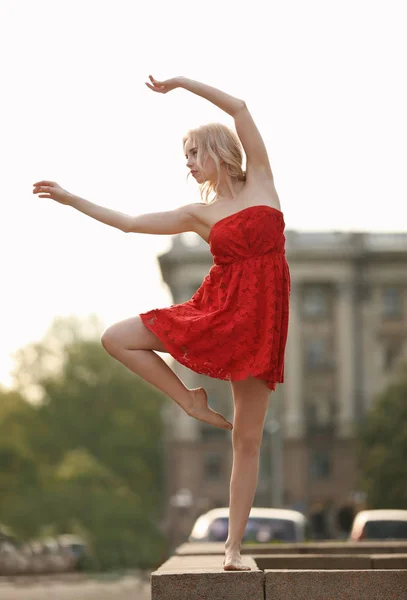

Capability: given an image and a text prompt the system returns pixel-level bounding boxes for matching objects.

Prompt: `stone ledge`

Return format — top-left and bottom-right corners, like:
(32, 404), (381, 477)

(152, 552), (407, 600)
(264, 569), (407, 600)
(372, 554), (407, 569)
(152, 556), (262, 600)
(253, 554), (371, 570)
(176, 541), (407, 556)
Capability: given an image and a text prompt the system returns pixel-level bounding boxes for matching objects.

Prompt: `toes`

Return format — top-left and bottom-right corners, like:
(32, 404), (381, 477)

(223, 562), (251, 571)
(215, 411), (233, 429)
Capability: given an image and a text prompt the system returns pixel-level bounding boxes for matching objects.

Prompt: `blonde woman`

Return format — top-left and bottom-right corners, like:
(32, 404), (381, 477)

(32, 75), (291, 571)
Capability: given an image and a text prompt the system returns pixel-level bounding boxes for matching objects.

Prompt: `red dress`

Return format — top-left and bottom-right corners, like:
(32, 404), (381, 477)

(140, 205), (291, 391)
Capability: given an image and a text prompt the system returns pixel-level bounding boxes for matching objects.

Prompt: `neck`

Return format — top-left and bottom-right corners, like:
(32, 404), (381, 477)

(214, 175), (244, 202)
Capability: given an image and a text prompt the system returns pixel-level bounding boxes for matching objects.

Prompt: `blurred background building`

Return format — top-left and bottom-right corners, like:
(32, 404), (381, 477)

(157, 229), (407, 548)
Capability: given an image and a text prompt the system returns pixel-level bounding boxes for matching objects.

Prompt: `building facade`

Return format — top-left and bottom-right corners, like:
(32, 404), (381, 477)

(157, 229), (407, 548)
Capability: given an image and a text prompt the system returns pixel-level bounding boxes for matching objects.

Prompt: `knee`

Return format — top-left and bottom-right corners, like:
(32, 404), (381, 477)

(101, 327), (119, 355)
(232, 431), (262, 457)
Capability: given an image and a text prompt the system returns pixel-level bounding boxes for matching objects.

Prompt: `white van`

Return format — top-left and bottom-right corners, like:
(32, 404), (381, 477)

(349, 509), (407, 541)
(189, 507), (310, 543)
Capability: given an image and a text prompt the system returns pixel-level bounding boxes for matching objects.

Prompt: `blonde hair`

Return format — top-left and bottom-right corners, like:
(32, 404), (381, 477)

(183, 123), (246, 204)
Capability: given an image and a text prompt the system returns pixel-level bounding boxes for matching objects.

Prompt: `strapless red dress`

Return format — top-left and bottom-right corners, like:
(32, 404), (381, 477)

(140, 205), (291, 391)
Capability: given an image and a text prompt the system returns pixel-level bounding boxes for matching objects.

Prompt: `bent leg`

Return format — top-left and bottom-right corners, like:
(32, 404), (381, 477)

(102, 315), (169, 352)
(224, 376), (271, 570)
(101, 316), (232, 430)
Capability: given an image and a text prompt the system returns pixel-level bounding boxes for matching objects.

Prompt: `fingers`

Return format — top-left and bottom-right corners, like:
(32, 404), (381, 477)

(33, 182), (58, 199)
(149, 74), (162, 85)
(33, 180), (55, 187)
(33, 188), (52, 198)
(145, 82), (166, 94)
(146, 74), (167, 93)
(33, 184), (52, 198)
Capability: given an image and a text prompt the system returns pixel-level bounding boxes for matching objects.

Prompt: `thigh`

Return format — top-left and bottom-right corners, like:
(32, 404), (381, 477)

(230, 377), (271, 439)
(102, 315), (168, 352)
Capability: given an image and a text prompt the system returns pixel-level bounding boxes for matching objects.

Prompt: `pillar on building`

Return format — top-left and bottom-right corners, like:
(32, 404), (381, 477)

(284, 281), (304, 439)
(336, 280), (356, 438)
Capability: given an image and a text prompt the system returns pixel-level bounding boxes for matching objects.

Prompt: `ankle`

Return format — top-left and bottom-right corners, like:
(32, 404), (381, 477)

(183, 388), (198, 414)
(225, 540), (240, 554)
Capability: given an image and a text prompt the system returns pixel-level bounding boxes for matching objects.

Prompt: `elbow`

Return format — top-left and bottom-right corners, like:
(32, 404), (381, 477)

(232, 100), (247, 117)
(123, 217), (134, 233)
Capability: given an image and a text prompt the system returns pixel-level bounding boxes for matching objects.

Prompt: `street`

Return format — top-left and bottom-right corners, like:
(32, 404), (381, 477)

(0, 573), (151, 600)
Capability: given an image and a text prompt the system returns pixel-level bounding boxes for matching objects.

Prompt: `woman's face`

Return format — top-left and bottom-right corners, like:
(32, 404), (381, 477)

(184, 138), (217, 184)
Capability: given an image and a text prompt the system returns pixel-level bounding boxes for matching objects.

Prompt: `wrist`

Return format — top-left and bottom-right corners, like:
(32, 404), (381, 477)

(69, 193), (81, 207)
(177, 76), (189, 89)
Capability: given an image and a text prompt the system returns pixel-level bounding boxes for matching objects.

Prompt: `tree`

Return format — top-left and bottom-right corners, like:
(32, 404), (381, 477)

(357, 362), (407, 508)
(0, 388), (44, 538)
(0, 314), (169, 568)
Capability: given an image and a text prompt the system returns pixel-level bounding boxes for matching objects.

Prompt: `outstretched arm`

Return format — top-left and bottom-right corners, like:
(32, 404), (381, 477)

(147, 75), (273, 176)
(126, 204), (201, 234)
(33, 181), (132, 232)
(33, 181), (201, 235)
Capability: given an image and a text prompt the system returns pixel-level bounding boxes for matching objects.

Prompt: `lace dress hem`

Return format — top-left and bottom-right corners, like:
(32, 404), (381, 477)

(140, 312), (282, 391)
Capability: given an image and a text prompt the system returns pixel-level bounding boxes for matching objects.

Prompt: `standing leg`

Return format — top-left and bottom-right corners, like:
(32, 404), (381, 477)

(224, 376), (271, 570)
(101, 316), (232, 430)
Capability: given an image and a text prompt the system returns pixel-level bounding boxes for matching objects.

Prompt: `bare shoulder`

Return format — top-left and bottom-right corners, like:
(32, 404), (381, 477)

(181, 201), (236, 241)
(178, 201), (209, 227)
(182, 201), (208, 219)
(127, 202), (209, 236)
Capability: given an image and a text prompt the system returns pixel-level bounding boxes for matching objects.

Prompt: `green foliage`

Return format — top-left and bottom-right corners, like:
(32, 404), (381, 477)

(0, 315), (168, 569)
(357, 362), (407, 509)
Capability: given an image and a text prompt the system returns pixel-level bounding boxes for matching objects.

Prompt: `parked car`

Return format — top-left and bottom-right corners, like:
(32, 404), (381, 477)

(56, 535), (88, 568)
(189, 507), (310, 543)
(0, 541), (30, 576)
(349, 509), (407, 541)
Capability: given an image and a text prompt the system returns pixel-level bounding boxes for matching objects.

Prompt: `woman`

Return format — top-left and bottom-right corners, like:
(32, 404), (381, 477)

(32, 75), (291, 571)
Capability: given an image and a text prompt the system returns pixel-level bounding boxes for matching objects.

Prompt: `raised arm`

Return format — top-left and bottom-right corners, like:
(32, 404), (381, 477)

(147, 75), (273, 177)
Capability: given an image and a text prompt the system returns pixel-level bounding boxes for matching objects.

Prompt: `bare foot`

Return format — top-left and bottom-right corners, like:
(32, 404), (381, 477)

(223, 552), (251, 571)
(185, 388), (233, 431)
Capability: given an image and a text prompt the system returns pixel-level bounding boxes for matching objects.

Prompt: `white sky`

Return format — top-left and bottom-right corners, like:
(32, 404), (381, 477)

(1, 0), (406, 388)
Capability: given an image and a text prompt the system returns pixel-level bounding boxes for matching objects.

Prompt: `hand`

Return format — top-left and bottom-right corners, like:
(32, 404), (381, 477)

(145, 74), (184, 94)
(32, 181), (74, 205)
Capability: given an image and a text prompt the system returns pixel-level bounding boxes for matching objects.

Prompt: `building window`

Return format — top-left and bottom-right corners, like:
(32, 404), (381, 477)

(382, 287), (403, 319)
(383, 341), (401, 371)
(304, 338), (330, 369)
(204, 452), (223, 481)
(310, 452), (331, 480)
(303, 286), (328, 318)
